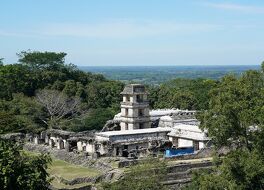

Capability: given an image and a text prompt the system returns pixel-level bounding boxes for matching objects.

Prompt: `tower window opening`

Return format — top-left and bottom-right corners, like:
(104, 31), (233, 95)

(136, 95), (143, 103)
(139, 109), (144, 116)
(126, 95), (130, 102)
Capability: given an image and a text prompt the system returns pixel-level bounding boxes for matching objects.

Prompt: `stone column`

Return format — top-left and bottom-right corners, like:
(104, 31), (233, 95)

(77, 141), (83, 151)
(40, 131), (46, 139)
(112, 147), (117, 157)
(65, 141), (70, 152)
(172, 137), (178, 148)
(34, 135), (39, 144)
(45, 135), (50, 144)
(49, 139), (55, 148)
(57, 139), (64, 149)
(193, 141), (199, 151)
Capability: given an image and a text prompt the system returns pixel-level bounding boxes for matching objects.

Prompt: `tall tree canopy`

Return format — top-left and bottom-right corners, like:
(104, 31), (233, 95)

(186, 67), (264, 189)
(199, 70), (264, 149)
(149, 78), (217, 110)
(0, 58), (3, 65)
(0, 51), (123, 132)
(18, 51), (68, 71)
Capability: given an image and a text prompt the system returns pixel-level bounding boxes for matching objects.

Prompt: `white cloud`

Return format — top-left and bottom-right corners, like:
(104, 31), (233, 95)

(205, 2), (264, 13)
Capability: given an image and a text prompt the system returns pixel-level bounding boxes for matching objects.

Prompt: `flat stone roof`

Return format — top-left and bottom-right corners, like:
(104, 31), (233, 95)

(120, 84), (148, 94)
(96, 127), (172, 138)
(168, 124), (210, 141)
(150, 109), (196, 117)
(173, 124), (202, 132)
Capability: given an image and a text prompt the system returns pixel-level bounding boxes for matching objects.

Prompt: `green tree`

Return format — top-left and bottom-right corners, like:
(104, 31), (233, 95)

(0, 64), (37, 98)
(0, 139), (51, 190)
(17, 50), (67, 71)
(85, 81), (124, 109)
(0, 94), (46, 133)
(63, 80), (77, 97)
(84, 108), (116, 131)
(199, 71), (264, 149)
(185, 150), (264, 190)
(187, 67), (264, 189)
(0, 112), (22, 134)
(63, 108), (117, 131)
(0, 58), (3, 65)
(152, 78), (216, 110)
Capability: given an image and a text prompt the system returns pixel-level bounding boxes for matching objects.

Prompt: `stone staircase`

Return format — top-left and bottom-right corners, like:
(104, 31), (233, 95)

(162, 161), (213, 190)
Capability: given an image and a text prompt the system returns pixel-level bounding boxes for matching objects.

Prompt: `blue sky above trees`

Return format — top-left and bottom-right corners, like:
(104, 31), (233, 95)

(1, 0), (264, 66)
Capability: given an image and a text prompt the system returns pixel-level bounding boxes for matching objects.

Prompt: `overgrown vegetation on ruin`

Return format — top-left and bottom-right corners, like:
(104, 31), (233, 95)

(0, 139), (51, 190)
(1, 51), (264, 189)
(0, 51), (219, 133)
(184, 64), (264, 189)
(0, 51), (124, 133)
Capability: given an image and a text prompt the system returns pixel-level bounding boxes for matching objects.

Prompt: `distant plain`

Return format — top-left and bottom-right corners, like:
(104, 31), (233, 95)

(80, 65), (260, 85)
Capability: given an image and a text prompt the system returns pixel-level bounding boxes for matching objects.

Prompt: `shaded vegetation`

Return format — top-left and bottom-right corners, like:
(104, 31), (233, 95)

(0, 139), (51, 190)
(148, 78), (217, 110)
(185, 64), (264, 189)
(0, 51), (123, 133)
(1, 51), (264, 189)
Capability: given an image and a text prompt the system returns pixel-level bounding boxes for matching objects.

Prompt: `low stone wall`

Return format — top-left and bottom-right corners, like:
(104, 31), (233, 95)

(118, 159), (139, 168)
(24, 143), (113, 172)
(49, 184), (94, 190)
(55, 176), (98, 186)
(166, 161), (213, 173)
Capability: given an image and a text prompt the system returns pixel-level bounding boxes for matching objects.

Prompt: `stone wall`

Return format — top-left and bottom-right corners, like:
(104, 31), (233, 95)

(23, 143), (113, 172)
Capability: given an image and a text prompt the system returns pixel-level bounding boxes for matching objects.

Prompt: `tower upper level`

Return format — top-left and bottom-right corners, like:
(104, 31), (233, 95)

(121, 84), (148, 95)
(121, 84), (148, 104)
(119, 84), (150, 130)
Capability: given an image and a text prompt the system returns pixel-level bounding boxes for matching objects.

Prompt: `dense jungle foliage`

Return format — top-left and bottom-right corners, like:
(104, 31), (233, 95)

(184, 64), (264, 190)
(0, 51), (219, 133)
(0, 139), (51, 190)
(0, 51), (124, 133)
(1, 51), (264, 189)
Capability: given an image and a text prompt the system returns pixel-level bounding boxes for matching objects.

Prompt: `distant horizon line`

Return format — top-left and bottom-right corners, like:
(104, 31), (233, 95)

(78, 64), (260, 67)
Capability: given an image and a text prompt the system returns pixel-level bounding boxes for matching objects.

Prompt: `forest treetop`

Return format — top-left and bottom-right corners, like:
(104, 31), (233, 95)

(0, 51), (263, 134)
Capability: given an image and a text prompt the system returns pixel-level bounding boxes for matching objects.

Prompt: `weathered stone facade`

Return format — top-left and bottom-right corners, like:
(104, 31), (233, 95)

(95, 127), (171, 157)
(3, 84), (211, 160)
(119, 84), (151, 130)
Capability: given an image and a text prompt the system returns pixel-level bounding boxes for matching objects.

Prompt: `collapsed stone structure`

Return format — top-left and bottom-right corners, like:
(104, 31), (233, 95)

(24, 84), (210, 158)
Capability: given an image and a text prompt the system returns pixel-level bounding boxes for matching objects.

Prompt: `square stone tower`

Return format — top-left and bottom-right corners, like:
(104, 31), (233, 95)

(120, 84), (151, 130)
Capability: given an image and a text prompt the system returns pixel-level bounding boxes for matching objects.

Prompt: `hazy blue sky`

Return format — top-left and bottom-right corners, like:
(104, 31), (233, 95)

(1, 0), (264, 66)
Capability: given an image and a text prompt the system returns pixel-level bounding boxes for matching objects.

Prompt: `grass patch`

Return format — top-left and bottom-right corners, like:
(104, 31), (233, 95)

(48, 159), (101, 180)
(24, 150), (102, 179)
